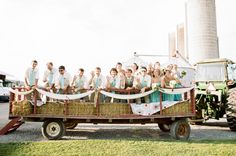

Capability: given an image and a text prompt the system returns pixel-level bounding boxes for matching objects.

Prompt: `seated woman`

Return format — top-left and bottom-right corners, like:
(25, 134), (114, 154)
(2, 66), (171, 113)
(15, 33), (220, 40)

(106, 68), (120, 89)
(150, 69), (162, 102)
(161, 69), (182, 101)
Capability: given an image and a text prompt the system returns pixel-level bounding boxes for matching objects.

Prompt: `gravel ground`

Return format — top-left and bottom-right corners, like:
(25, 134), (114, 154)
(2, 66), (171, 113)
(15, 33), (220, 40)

(1, 102), (236, 143)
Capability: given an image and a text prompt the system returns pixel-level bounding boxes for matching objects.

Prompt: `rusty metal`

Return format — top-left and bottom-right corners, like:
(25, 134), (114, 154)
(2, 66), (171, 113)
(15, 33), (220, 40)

(184, 92), (188, 100)
(160, 92), (163, 115)
(0, 117), (24, 135)
(190, 89), (196, 114)
(9, 90), (14, 115)
(34, 89), (37, 114)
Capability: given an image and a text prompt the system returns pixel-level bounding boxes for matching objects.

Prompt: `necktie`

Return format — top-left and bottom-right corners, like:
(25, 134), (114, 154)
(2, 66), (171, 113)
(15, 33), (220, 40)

(60, 76), (64, 89)
(95, 78), (99, 88)
(77, 78), (83, 88)
(29, 69), (35, 86)
(111, 78), (116, 87)
(141, 76), (147, 88)
(48, 72), (53, 85)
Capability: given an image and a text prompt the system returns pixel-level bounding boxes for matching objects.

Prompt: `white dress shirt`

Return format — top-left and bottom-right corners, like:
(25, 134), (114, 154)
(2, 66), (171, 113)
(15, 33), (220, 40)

(25, 67), (39, 86)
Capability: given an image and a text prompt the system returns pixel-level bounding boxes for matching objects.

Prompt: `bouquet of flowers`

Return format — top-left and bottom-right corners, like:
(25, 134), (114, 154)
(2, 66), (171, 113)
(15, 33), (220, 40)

(152, 83), (161, 91)
(180, 70), (187, 79)
(169, 80), (177, 88)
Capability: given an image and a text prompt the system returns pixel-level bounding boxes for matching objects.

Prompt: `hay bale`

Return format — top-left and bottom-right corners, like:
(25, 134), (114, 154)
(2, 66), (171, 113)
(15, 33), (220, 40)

(12, 100), (33, 116)
(162, 101), (191, 116)
(36, 102), (131, 117)
(100, 103), (131, 116)
(37, 102), (64, 115)
(68, 102), (96, 116)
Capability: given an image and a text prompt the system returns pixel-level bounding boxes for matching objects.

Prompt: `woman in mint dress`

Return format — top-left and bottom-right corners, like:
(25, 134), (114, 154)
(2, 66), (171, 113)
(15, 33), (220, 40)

(150, 69), (162, 102)
(161, 69), (181, 101)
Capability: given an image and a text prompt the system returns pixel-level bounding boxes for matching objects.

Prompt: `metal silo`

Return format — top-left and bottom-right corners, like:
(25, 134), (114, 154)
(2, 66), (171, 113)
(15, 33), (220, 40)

(185, 0), (219, 64)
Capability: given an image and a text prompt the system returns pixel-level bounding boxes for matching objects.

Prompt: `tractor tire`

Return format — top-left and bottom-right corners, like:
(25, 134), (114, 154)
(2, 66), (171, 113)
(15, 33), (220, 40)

(226, 88), (236, 132)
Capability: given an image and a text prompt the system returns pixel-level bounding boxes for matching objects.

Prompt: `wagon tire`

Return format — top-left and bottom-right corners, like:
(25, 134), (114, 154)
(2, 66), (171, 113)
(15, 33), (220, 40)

(170, 119), (190, 140)
(42, 119), (65, 140)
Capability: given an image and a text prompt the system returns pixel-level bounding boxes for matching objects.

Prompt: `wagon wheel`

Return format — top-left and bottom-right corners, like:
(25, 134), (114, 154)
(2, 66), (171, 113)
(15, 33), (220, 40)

(65, 122), (78, 129)
(158, 123), (170, 132)
(42, 119), (65, 140)
(170, 119), (190, 140)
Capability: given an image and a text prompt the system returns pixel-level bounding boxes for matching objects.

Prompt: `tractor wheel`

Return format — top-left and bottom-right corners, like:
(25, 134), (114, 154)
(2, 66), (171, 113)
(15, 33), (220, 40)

(170, 119), (191, 140)
(226, 88), (236, 132)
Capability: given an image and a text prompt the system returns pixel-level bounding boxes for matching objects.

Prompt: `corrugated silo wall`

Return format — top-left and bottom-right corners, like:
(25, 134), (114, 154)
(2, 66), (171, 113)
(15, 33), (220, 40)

(186, 0), (219, 64)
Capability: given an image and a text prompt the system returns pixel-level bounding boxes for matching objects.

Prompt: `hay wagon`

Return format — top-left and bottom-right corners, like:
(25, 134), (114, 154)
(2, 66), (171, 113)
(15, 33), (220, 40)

(0, 87), (195, 140)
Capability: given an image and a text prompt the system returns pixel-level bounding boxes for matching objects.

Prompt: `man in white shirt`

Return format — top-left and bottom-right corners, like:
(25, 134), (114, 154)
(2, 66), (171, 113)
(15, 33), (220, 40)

(55, 65), (71, 94)
(71, 68), (89, 93)
(89, 67), (106, 102)
(43, 62), (57, 92)
(135, 67), (151, 103)
(24, 60), (39, 90)
(90, 67), (106, 89)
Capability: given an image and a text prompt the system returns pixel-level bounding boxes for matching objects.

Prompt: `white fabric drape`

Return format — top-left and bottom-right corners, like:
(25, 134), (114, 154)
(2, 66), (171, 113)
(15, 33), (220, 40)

(9, 88), (34, 95)
(36, 88), (95, 100)
(100, 90), (155, 100)
(9, 87), (193, 100)
(130, 101), (179, 116)
(100, 87), (193, 100)
(160, 87), (194, 95)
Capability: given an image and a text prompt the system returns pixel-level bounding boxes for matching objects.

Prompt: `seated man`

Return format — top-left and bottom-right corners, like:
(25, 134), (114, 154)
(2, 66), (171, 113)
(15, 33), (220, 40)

(55, 66), (71, 94)
(135, 67), (151, 104)
(71, 68), (88, 93)
(24, 60), (39, 90)
(24, 60), (39, 100)
(71, 68), (89, 101)
(43, 62), (57, 93)
(125, 68), (134, 90)
(89, 67), (106, 102)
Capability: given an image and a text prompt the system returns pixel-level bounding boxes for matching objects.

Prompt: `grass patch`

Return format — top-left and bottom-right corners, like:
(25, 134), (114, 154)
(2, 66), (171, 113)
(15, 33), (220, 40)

(0, 140), (236, 156)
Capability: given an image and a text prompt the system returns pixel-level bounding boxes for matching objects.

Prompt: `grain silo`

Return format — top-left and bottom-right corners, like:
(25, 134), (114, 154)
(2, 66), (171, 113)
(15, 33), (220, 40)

(185, 0), (219, 64)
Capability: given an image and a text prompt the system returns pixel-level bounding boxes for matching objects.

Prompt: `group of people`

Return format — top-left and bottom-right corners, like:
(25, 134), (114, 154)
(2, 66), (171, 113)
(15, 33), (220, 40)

(24, 60), (182, 103)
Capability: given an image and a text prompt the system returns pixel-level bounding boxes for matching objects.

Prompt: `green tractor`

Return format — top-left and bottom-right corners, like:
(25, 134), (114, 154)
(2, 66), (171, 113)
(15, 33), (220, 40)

(195, 58), (236, 131)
